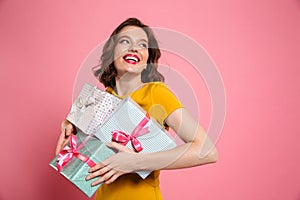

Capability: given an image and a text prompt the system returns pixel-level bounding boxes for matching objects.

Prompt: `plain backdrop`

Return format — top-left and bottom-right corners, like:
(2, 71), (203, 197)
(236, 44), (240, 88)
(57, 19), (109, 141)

(0, 0), (299, 200)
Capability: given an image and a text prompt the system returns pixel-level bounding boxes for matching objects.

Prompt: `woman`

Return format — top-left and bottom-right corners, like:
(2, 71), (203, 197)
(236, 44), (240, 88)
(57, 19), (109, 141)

(55, 18), (218, 200)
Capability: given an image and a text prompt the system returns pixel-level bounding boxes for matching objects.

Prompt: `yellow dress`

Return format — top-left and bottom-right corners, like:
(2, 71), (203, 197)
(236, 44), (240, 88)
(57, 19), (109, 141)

(95, 82), (183, 200)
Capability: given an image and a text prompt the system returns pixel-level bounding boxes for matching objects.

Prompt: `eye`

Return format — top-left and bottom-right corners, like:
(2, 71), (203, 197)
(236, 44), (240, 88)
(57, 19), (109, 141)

(139, 42), (148, 48)
(119, 39), (130, 44)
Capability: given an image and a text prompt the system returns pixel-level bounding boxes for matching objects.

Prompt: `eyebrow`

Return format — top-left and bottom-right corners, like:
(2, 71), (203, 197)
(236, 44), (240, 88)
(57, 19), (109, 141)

(117, 35), (148, 43)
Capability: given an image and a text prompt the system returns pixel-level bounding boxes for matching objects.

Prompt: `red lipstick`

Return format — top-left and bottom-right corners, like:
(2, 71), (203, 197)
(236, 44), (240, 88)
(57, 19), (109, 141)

(123, 54), (140, 64)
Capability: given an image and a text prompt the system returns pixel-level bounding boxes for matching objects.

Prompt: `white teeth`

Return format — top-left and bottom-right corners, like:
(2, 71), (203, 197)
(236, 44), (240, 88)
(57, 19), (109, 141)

(125, 56), (138, 62)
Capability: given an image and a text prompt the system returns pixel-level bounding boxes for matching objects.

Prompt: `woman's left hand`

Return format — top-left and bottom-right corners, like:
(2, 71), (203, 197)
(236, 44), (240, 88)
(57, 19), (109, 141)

(86, 142), (139, 186)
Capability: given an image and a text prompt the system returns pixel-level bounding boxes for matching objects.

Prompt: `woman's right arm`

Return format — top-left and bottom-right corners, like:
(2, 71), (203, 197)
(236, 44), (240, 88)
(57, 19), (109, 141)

(55, 119), (76, 155)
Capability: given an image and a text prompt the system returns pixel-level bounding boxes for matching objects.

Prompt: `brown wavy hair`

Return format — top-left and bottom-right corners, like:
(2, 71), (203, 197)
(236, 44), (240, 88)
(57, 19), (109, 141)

(93, 18), (164, 88)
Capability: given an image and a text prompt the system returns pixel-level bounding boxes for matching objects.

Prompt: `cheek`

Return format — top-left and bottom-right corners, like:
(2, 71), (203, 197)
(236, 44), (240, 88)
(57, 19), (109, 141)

(114, 45), (127, 58)
(141, 50), (149, 62)
(113, 49), (122, 68)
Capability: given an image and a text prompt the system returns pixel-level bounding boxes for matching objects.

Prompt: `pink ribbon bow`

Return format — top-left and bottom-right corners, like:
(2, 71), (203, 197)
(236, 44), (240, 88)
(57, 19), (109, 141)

(112, 113), (150, 152)
(57, 134), (96, 172)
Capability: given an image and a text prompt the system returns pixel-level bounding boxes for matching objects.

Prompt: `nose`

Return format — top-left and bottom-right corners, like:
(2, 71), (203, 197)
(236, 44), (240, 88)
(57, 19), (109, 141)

(128, 47), (138, 53)
(128, 43), (139, 52)
(128, 48), (138, 53)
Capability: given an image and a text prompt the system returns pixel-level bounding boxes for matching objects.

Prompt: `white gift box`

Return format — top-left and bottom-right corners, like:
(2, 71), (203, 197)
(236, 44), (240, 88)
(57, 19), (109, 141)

(67, 83), (121, 135)
(94, 96), (177, 179)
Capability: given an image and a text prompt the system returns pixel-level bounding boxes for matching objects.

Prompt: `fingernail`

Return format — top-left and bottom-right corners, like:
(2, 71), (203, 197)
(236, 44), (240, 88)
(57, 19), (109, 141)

(91, 182), (96, 187)
(86, 176), (90, 181)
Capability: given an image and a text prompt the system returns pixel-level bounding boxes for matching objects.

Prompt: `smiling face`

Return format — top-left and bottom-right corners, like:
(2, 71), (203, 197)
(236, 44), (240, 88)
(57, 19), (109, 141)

(113, 25), (149, 77)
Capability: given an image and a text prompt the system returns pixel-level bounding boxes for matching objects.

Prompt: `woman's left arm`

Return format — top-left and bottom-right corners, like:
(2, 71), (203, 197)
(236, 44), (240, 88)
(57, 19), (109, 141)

(136, 108), (218, 170)
(87, 108), (218, 185)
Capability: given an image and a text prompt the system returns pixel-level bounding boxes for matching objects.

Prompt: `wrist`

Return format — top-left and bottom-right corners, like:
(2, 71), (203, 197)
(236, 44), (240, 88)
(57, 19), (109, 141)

(135, 153), (152, 171)
(134, 153), (145, 171)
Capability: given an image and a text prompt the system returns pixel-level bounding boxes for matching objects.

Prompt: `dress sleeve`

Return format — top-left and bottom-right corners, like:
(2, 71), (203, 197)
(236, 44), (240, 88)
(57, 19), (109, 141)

(149, 82), (184, 127)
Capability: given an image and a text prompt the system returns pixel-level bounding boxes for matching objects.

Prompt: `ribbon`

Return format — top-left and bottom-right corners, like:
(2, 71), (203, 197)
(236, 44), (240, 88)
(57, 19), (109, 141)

(112, 113), (150, 152)
(71, 88), (96, 124)
(56, 134), (96, 172)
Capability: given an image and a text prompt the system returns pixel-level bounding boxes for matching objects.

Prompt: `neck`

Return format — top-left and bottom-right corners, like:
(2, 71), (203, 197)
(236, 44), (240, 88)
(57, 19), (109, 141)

(115, 74), (143, 96)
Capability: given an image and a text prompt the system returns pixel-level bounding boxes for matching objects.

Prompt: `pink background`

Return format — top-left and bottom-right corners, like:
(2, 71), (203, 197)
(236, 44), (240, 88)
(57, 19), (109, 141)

(1, 0), (300, 200)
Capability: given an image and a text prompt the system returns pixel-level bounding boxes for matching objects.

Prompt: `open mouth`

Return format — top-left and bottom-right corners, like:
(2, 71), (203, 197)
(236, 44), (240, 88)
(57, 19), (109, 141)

(123, 54), (140, 64)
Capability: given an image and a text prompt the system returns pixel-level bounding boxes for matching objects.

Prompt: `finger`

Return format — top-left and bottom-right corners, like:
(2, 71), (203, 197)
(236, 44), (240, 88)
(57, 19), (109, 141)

(56, 120), (74, 155)
(90, 177), (104, 187)
(64, 124), (75, 137)
(106, 142), (130, 153)
(105, 173), (121, 184)
(61, 120), (75, 137)
(88, 162), (107, 173)
(61, 138), (70, 149)
(55, 138), (63, 155)
(55, 144), (62, 155)
(86, 165), (111, 180)
(91, 169), (115, 186)
(55, 131), (68, 155)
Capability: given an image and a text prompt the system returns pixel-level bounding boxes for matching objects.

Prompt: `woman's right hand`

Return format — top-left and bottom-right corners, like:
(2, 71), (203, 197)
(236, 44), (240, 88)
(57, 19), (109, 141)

(55, 119), (76, 155)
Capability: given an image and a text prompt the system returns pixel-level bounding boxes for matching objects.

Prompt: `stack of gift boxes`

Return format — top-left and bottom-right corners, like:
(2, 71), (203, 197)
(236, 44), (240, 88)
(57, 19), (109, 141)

(49, 83), (177, 197)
